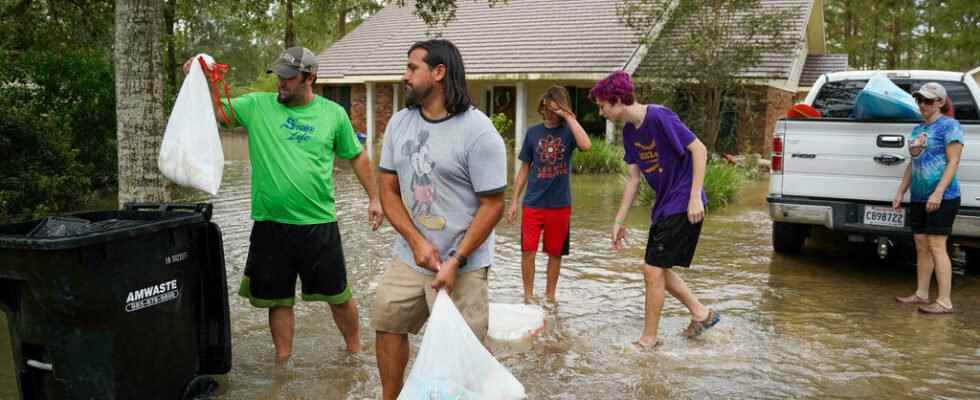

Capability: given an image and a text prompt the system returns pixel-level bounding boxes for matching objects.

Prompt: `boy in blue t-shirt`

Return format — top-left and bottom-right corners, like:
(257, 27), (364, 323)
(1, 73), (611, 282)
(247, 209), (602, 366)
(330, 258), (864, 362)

(507, 86), (592, 304)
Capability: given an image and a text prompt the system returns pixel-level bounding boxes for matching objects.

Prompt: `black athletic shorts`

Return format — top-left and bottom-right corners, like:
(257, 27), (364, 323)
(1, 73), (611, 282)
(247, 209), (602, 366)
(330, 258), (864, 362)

(645, 213), (703, 268)
(238, 221), (350, 307)
(909, 198), (960, 236)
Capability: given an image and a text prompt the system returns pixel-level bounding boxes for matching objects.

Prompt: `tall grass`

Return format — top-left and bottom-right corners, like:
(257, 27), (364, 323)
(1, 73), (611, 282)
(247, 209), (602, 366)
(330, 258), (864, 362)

(572, 139), (626, 174)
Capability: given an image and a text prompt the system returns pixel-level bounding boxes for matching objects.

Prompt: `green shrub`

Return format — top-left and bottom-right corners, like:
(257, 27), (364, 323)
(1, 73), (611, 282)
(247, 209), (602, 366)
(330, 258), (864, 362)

(634, 160), (746, 209)
(572, 139), (626, 174)
(0, 48), (116, 222)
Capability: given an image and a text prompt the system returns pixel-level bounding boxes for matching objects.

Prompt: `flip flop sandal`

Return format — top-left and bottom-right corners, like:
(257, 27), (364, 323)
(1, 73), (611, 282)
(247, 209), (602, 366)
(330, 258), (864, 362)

(895, 294), (930, 304)
(918, 302), (954, 314)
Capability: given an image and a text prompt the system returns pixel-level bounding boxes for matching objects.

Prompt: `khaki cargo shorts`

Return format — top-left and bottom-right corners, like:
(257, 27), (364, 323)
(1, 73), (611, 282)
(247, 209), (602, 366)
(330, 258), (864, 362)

(371, 258), (489, 341)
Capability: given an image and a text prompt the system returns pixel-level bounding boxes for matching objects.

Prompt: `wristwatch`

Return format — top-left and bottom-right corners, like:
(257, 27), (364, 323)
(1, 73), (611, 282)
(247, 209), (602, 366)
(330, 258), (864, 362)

(448, 249), (468, 269)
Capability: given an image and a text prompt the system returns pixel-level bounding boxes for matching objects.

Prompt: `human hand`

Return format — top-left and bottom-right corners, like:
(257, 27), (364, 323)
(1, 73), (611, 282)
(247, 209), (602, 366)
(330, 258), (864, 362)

(411, 239), (442, 272)
(926, 192), (942, 213)
(368, 199), (384, 230)
(611, 223), (627, 250)
(506, 204), (518, 224)
(688, 197), (705, 224)
(430, 257), (459, 293)
(892, 192), (903, 210)
(182, 57), (196, 75)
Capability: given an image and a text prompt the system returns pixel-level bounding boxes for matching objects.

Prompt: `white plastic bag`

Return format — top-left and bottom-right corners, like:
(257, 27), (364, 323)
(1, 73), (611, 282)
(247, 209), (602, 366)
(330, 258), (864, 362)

(488, 303), (545, 341)
(159, 53), (224, 195)
(398, 291), (526, 400)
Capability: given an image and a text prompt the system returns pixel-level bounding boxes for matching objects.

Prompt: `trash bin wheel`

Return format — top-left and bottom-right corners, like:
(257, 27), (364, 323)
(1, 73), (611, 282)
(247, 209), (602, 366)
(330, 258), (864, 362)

(182, 375), (218, 400)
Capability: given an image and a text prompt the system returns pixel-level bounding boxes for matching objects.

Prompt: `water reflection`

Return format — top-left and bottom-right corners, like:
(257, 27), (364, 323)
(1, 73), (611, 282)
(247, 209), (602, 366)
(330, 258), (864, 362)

(1, 136), (978, 399)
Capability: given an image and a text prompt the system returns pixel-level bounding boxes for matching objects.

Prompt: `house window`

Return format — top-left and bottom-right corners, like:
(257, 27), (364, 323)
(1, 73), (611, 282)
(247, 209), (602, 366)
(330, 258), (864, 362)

(565, 86), (605, 136)
(323, 85), (352, 116)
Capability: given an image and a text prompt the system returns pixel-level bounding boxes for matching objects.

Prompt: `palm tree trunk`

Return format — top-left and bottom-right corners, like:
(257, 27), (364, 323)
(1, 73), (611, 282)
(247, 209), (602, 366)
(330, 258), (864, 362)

(115, 0), (174, 205)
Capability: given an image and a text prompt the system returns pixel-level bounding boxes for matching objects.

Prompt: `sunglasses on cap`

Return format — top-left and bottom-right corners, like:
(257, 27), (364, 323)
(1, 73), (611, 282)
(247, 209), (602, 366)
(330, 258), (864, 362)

(913, 95), (937, 105)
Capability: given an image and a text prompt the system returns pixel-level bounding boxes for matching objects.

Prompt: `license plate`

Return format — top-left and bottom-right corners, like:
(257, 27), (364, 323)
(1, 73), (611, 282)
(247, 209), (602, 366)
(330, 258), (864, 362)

(863, 206), (905, 227)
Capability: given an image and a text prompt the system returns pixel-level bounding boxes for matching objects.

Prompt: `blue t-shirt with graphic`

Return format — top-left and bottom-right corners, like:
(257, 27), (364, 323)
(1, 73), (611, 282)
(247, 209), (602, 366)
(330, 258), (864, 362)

(518, 123), (577, 208)
(909, 116), (964, 202)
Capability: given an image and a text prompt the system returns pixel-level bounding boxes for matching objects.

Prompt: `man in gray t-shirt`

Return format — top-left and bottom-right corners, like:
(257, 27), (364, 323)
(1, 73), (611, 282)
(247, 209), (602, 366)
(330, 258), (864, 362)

(372, 39), (506, 400)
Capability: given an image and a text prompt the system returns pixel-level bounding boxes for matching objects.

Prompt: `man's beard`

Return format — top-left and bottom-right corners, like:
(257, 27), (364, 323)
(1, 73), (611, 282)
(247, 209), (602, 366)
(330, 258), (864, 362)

(405, 82), (433, 105)
(277, 91), (295, 104)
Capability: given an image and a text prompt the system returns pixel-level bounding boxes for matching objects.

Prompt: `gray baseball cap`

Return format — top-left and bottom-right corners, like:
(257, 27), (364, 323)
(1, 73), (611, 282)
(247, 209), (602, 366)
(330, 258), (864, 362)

(267, 47), (317, 78)
(915, 82), (947, 100)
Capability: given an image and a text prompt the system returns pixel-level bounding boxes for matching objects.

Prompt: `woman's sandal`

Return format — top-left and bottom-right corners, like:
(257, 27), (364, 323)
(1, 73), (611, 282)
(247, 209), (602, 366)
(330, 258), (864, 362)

(918, 302), (954, 314)
(895, 294), (929, 305)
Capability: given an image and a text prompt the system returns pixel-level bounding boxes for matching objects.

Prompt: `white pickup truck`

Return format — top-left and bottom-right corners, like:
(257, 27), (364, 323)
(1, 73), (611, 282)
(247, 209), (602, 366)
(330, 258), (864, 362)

(768, 70), (980, 270)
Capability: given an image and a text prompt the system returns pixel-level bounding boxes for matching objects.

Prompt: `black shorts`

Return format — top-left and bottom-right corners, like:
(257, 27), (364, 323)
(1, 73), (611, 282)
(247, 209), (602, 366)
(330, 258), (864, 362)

(645, 213), (703, 268)
(238, 221), (350, 307)
(909, 198), (960, 235)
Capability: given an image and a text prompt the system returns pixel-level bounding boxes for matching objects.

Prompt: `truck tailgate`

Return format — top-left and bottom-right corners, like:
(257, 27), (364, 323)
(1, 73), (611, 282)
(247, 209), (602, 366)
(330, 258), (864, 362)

(777, 119), (980, 208)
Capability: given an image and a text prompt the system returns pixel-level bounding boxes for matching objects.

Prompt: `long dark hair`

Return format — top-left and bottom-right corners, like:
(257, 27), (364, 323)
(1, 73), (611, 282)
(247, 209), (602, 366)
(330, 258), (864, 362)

(408, 39), (473, 115)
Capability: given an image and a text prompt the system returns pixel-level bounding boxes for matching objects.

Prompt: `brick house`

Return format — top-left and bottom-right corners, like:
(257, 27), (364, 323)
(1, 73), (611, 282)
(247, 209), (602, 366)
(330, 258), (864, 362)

(315, 0), (846, 159)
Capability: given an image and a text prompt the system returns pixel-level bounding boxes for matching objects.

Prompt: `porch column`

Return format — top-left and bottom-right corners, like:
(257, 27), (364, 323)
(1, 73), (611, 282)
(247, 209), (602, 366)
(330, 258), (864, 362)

(392, 82), (400, 114)
(515, 81), (527, 175)
(366, 82), (375, 160)
(606, 119), (615, 143)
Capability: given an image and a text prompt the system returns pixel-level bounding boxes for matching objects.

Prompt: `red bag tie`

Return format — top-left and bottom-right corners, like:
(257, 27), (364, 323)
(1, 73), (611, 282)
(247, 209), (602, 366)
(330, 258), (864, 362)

(197, 56), (237, 128)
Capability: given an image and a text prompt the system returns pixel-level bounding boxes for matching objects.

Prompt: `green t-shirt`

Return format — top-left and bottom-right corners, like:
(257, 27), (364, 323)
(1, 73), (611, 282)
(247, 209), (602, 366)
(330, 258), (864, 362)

(223, 93), (362, 224)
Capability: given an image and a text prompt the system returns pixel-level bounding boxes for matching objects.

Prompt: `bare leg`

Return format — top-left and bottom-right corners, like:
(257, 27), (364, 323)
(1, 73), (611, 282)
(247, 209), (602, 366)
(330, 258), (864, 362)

(328, 298), (361, 353)
(664, 269), (709, 321)
(545, 255), (562, 302)
(521, 251), (536, 303)
(269, 306), (294, 364)
(913, 234), (935, 300)
(638, 265), (666, 346)
(927, 235), (953, 308)
(376, 331), (410, 400)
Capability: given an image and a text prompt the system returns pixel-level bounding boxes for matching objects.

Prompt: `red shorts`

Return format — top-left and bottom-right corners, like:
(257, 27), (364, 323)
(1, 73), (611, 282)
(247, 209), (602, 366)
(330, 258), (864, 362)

(521, 207), (571, 257)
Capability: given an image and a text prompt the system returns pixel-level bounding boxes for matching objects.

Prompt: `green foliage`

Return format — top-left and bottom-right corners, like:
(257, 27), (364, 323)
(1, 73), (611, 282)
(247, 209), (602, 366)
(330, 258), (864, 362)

(572, 139), (626, 174)
(394, 0), (508, 27)
(620, 0), (795, 152)
(825, 0), (980, 71)
(490, 112), (513, 135)
(0, 1), (117, 221)
(634, 160), (749, 210)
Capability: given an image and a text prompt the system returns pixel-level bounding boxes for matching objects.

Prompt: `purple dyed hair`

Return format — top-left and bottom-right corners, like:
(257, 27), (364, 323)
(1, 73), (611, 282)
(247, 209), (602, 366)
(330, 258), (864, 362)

(588, 70), (635, 105)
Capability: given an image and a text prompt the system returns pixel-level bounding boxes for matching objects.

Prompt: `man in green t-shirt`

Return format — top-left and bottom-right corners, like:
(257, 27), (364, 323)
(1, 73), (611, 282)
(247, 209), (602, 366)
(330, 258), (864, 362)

(184, 47), (383, 363)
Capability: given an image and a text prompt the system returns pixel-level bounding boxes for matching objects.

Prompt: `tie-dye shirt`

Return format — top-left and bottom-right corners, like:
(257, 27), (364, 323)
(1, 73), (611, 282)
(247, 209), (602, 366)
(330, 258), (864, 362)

(909, 116), (964, 202)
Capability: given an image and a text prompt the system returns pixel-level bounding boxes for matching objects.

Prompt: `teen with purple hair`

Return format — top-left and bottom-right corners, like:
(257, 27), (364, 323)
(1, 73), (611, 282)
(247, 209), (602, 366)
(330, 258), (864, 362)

(590, 71), (719, 348)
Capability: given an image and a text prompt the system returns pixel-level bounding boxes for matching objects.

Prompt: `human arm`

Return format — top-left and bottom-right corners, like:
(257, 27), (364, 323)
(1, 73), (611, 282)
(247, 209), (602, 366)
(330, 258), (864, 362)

(549, 101), (591, 151)
(349, 151), (384, 230)
(612, 164), (643, 250)
(687, 137), (707, 223)
(927, 142), (964, 212)
(893, 163), (912, 210)
(379, 172), (441, 272)
(506, 162), (530, 224)
(431, 192), (505, 292)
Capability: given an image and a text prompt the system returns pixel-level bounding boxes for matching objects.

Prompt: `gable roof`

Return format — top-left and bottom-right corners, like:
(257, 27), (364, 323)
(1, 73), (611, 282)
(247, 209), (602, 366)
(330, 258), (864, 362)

(318, 0), (641, 82)
(798, 54), (848, 88)
(317, 0), (817, 85)
(634, 0), (814, 83)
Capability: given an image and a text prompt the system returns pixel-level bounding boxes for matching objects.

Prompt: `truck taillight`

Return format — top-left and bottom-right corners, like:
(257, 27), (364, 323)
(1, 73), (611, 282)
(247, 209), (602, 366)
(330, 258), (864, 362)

(771, 136), (783, 173)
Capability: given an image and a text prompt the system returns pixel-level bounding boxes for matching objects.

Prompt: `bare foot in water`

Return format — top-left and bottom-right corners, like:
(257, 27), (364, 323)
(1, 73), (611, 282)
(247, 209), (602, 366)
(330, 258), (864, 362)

(632, 338), (662, 350)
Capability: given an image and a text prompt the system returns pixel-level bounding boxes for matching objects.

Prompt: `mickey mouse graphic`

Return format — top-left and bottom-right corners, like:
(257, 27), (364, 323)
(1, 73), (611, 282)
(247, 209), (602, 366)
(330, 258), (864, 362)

(403, 130), (446, 230)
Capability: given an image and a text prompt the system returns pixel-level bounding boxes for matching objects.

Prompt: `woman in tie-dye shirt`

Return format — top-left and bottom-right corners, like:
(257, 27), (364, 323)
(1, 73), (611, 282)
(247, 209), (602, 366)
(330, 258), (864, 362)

(892, 82), (964, 314)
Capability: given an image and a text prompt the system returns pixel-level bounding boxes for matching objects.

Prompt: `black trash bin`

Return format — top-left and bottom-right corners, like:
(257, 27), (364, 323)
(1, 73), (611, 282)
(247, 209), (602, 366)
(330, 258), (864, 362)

(0, 203), (231, 400)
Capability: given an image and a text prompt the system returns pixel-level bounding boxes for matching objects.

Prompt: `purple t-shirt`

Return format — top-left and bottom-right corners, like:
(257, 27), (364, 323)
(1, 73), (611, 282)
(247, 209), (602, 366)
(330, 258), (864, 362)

(623, 104), (707, 225)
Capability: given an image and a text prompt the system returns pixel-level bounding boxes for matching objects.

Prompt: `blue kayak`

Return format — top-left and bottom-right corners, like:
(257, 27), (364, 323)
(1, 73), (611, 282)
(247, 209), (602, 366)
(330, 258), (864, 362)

(853, 74), (922, 120)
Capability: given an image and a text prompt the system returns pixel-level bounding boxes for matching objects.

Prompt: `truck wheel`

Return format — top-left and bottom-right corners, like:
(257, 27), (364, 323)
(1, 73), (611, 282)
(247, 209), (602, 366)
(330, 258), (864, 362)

(965, 247), (980, 275)
(772, 222), (809, 254)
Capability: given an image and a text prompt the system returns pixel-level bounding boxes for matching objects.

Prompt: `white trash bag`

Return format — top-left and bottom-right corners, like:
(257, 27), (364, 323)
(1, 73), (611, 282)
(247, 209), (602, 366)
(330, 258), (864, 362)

(488, 303), (545, 341)
(159, 53), (224, 195)
(398, 290), (526, 400)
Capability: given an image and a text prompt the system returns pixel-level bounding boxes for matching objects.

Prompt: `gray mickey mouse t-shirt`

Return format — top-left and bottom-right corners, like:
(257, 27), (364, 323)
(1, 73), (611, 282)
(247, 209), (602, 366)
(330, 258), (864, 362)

(379, 107), (507, 275)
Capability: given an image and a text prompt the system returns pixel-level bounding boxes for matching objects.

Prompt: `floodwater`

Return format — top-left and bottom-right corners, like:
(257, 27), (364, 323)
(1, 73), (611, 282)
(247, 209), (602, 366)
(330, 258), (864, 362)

(1, 134), (978, 399)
